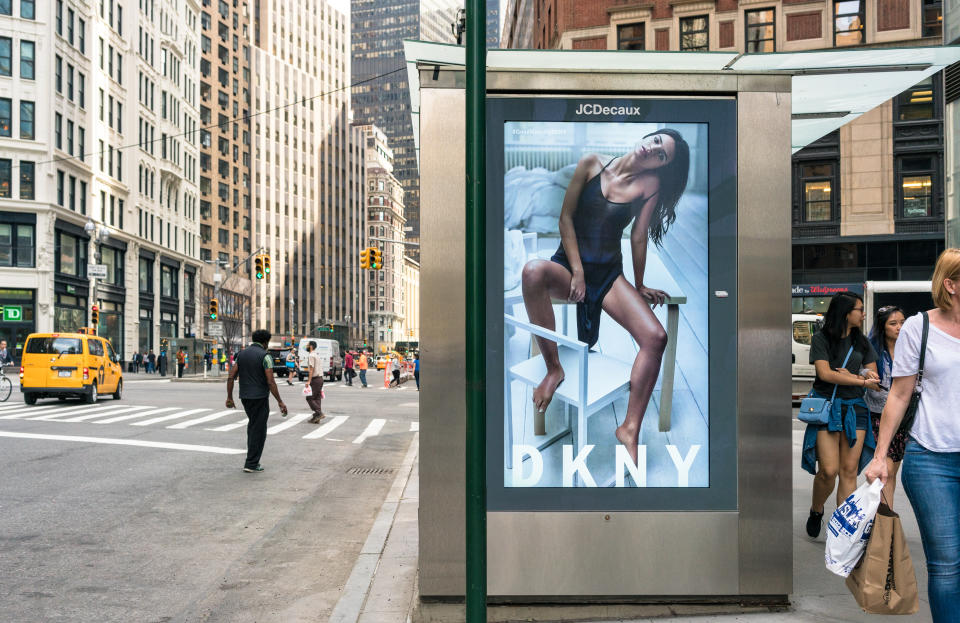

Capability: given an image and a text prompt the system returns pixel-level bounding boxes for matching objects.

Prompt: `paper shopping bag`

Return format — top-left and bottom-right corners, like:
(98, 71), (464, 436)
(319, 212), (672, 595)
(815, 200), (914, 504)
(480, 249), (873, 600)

(845, 503), (919, 615)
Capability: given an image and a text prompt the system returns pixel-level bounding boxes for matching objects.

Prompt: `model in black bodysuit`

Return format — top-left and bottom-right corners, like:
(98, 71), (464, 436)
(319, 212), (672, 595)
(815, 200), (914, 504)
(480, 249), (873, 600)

(551, 157), (637, 349)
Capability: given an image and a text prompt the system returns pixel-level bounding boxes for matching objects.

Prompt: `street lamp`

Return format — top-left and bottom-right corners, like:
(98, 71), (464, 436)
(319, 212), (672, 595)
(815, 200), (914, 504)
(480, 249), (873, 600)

(84, 219), (110, 334)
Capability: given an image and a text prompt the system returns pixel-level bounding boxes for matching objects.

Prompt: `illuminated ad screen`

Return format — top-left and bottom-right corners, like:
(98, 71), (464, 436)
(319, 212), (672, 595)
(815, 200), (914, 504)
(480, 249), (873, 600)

(486, 97), (738, 511)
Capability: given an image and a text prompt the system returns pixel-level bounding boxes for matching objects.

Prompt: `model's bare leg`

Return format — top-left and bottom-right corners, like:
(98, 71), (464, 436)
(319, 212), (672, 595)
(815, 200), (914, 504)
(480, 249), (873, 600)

(521, 259), (574, 434)
(601, 277), (668, 466)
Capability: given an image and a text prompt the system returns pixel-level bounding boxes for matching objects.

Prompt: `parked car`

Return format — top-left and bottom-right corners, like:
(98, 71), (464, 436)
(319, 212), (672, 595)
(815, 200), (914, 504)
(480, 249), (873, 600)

(792, 314), (823, 403)
(19, 332), (124, 404)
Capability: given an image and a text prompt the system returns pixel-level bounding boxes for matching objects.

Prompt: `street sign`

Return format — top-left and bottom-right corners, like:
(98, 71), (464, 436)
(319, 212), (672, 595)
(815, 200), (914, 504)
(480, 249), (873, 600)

(2, 305), (22, 321)
(87, 264), (108, 279)
(207, 322), (224, 337)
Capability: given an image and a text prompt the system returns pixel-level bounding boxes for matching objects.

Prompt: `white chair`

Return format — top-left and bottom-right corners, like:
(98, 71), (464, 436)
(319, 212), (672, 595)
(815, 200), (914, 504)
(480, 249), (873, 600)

(504, 313), (633, 486)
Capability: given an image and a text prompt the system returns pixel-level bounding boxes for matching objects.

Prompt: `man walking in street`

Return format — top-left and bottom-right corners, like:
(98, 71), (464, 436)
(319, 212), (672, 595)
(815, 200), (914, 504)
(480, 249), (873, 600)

(357, 351), (369, 388)
(304, 341), (325, 423)
(0, 339), (14, 367)
(176, 348), (186, 378)
(344, 350), (354, 386)
(226, 329), (288, 473)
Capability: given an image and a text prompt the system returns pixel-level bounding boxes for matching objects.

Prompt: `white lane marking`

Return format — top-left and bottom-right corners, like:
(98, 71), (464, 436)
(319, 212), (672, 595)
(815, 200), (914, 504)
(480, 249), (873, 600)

(0, 430), (244, 454)
(207, 418), (250, 432)
(302, 415), (348, 439)
(267, 413), (311, 435)
(0, 403), (96, 420)
(409, 422), (419, 432)
(93, 407), (180, 424)
(326, 438), (343, 442)
(352, 419), (385, 445)
(399, 402), (418, 408)
(167, 409), (238, 429)
(60, 405), (156, 423)
(33, 404), (137, 421)
(132, 408), (209, 427)
(0, 403), (24, 412)
(122, 379), (172, 384)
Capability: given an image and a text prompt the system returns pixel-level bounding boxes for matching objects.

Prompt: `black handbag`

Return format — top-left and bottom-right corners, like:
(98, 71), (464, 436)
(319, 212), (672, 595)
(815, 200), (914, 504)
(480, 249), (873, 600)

(897, 311), (929, 436)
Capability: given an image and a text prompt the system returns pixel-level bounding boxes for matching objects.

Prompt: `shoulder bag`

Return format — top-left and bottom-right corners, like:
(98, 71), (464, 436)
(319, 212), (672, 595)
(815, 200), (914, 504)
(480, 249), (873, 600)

(799, 346), (854, 425)
(897, 311), (929, 436)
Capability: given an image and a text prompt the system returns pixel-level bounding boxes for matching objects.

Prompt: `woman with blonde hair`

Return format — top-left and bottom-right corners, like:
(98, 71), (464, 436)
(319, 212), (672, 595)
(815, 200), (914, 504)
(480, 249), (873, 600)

(866, 248), (960, 622)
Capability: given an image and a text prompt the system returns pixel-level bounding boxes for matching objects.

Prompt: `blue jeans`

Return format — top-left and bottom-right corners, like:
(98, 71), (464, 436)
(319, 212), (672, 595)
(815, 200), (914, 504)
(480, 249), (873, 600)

(359, 369), (367, 387)
(901, 439), (960, 622)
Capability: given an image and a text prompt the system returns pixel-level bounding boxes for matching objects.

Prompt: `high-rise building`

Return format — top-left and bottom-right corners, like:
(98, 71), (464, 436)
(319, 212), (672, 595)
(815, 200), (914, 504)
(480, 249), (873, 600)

(351, 0), (459, 263)
(250, 0), (367, 347)
(0, 0), (203, 361)
(502, 0), (949, 314)
(197, 0), (253, 350)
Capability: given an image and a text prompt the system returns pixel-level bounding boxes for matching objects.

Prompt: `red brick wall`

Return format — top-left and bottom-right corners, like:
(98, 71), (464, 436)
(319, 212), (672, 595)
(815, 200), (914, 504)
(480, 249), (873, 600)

(572, 36), (608, 49)
(786, 11), (822, 41)
(655, 27), (670, 50)
(877, 0), (911, 31)
(568, 0), (616, 29)
(716, 0), (739, 11)
(719, 20), (735, 47)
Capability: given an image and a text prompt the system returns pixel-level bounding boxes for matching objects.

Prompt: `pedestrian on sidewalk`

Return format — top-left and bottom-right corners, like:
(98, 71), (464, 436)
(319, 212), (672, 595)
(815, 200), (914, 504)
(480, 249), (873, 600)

(865, 304), (907, 505)
(147, 350), (156, 374)
(226, 329), (288, 473)
(414, 353), (420, 391)
(866, 248), (960, 623)
(344, 350), (354, 386)
(358, 351), (369, 387)
(304, 341), (325, 423)
(801, 292), (880, 539)
(158, 349), (168, 376)
(285, 347), (297, 386)
(176, 348), (186, 378)
(133, 351), (142, 373)
(389, 355), (401, 387)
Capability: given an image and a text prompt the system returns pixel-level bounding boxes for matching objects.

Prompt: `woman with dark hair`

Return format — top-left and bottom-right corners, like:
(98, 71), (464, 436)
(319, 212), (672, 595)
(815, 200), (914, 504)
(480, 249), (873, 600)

(521, 128), (691, 465)
(865, 305), (907, 504)
(801, 292), (881, 538)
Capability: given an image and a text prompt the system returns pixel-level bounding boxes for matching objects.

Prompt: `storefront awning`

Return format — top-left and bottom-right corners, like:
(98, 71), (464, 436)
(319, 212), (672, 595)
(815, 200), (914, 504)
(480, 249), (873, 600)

(402, 41), (960, 159)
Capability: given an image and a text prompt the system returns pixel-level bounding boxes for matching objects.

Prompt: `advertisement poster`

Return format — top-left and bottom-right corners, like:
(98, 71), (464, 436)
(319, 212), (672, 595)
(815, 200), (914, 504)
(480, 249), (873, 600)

(487, 98), (737, 511)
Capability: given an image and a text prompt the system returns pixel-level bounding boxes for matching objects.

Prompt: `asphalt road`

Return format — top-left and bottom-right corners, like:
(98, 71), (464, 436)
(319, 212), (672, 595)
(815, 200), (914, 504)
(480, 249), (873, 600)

(0, 372), (419, 623)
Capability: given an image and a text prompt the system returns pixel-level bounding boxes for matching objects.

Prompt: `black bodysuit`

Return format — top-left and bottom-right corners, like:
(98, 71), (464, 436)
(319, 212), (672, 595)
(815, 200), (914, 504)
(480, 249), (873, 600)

(551, 157), (637, 348)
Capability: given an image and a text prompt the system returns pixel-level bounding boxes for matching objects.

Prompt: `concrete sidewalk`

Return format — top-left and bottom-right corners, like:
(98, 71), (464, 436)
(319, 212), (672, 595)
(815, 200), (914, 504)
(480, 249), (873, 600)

(347, 422), (932, 623)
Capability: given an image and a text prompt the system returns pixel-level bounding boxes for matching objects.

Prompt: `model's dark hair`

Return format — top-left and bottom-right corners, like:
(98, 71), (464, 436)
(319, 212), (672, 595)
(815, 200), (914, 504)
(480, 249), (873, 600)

(252, 329), (272, 345)
(821, 293), (869, 356)
(642, 128), (690, 248)
(869, 305), (904, 381)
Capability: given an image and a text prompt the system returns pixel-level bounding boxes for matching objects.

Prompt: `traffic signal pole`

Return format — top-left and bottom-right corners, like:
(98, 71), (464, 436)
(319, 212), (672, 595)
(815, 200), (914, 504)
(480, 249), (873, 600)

(464, 0), (486, 620)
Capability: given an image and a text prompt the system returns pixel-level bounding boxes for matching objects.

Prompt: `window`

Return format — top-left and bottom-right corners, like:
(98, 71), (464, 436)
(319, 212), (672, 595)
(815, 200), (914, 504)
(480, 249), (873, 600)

(680, 15), (708, 51)
(78, 73), (85, 108)
(834, 1), (865, 46)
(20, 0), (33, 20)
(79, 181), (86, 214)
(896, 76), (935, 121)
(899, 156), (937, 219)
(746, 8), (775, 53)
(78, 127), (85, 161)
(139, 257), (152, 292)
(0, 221), (34, 267)
(56, 170), (64, 205)
(19, 161), (34, 199)
(55, 113), (62, 149)
(0, 0), (10, 16)
(19, 101), (34, 139)
(67, 64), (74, 100)
(67, 8), (74, 44)
(67, 120), (74, 155)
(800, 163), (835, 222)
(57, 231), (86, 276)
(160, 264), (178, 298)
(923, 0), (942, 38)
(0, 98), (9, 136)
(20, 41), (35, 79)
(55, 0), (62, 33)
(55, 56), (63, 92)
(0, 159), (9, 197)
(78, 18), (86, 53)
(616, 23), (644, 50)
(100, 246), (123, 285)
(0, 37), (11, 76)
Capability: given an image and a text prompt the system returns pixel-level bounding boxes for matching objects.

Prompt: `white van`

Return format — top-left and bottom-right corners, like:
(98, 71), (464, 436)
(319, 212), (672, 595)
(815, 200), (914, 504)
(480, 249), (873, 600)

(792, 314), (823, 402)
(297, 337), (342, 381)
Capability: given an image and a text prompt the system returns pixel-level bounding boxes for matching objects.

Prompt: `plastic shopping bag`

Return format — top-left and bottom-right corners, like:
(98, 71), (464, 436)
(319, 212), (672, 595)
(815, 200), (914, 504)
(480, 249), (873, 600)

(825, 479), (883, 577)
(302, 383), (312, 397)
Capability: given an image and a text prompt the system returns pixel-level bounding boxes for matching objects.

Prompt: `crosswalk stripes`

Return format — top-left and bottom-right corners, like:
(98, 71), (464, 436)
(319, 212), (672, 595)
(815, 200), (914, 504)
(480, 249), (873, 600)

(59, 405), (155, 423)
(132, 408), (209, 427)
(93, 407), (180, 424)
(267, 413), (311, 435)
(0, 403), (23, 412)
(207, 417), (252, 432)
(32, 404), (133, 421)
(0, 403), (97, 420)
(167, 409), (238, 429)
(352, 419), (385, 444)
(302, 415), (347, 439)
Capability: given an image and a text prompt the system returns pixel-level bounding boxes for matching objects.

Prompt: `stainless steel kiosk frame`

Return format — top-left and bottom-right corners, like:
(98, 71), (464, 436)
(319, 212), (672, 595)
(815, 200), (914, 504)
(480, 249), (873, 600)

(420, 67), (793, 600)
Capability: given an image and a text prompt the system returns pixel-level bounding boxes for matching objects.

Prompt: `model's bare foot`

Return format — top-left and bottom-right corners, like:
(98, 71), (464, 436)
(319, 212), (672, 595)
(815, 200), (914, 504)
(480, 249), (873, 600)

(532, 369), (564, 435)
(615, 423), (641, 466)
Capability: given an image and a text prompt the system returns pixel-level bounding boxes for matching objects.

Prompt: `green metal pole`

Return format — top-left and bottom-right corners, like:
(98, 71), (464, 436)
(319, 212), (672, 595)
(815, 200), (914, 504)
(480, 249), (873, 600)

(465, 0), (487, 620)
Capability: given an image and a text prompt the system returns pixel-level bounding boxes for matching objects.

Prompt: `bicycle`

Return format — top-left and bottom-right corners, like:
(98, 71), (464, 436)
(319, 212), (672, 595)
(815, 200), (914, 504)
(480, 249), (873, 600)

(0, 366), (12, 402)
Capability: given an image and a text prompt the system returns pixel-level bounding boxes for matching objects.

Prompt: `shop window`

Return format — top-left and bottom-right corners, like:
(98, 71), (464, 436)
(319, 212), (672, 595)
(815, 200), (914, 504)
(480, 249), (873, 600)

(746, 8), (775, 53)
(0, 221), (34, 267)
(616, 23), (644, 50)
(680, 15), (708, 51)
(800, 163), (836, 222)
(834, 1), (865, 46)
(923, 0), (942, 38)
(898, 156), (936, 218)
(896, 76), (937, 121)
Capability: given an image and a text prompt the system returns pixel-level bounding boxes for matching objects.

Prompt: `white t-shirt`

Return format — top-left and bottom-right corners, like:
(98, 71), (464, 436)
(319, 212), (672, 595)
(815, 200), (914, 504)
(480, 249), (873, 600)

(307, 351), (323, 378)
(891, 312), (960, 452)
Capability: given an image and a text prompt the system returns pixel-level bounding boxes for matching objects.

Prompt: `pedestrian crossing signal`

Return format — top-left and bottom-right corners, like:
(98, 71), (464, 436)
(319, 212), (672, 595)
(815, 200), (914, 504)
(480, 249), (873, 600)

(360, 247), (371, 270)
(254, 255), (264, 279)
(263, 254), (271, 275)
(371, 248), (382, 270)
(209, 298), (219, 320)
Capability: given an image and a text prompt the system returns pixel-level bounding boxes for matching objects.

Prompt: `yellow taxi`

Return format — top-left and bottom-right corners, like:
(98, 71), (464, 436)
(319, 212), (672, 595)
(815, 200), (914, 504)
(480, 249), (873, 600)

(19, 332), (123, 405)
(376, 355), (388, 370)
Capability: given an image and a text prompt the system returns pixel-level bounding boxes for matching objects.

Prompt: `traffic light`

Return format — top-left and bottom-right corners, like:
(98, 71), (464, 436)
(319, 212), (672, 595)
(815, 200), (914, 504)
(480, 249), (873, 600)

(254, 255), (264, 279)
(90, 305), (99, 326)
(208, 298), (219, 320)
(329, 323), (334, 333)
(360, 247), (371, 270)
(263, 254), (271, 276)
(371, 247), (383, 270)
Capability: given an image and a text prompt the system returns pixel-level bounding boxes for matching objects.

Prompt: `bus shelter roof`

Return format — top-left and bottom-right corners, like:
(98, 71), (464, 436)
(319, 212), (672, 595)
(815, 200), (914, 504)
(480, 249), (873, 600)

(402, 41), (960, 157)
